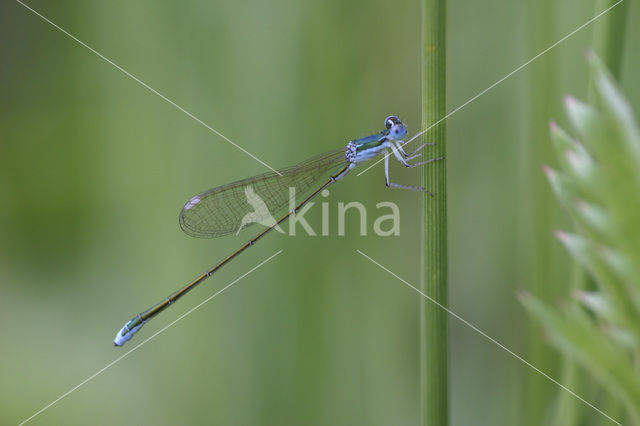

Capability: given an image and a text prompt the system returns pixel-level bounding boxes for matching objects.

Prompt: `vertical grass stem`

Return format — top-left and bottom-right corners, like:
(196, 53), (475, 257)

(421, 0), (448, 425)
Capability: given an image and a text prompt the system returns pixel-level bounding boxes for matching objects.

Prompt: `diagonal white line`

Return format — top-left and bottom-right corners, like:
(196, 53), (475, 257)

(356, 0), (624, 177)
(14, 0), (282, 176)
(356, 249), (622, 426)
(17, 249), (284, 426)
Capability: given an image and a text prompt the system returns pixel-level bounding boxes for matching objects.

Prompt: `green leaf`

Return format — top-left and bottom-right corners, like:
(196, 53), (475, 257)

(521, 293), (640, 423)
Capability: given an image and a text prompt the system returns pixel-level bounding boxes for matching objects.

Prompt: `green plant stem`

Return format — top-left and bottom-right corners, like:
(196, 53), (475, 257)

(421, 0), (448, 425)
(588, 6), (630, 420)
(591, 0), (629, 84)
(550, 267), (592, 426)
(524, 1), (564, 424)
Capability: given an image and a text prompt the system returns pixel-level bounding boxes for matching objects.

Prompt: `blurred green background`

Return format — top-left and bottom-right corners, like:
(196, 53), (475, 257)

(1, 0), (639, 425)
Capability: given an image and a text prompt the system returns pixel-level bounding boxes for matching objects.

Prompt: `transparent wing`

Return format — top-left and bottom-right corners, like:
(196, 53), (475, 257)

(179, 148), (348, 238)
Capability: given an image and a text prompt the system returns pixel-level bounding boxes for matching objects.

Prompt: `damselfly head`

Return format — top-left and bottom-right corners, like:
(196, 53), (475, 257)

(385, 115), (407, 140)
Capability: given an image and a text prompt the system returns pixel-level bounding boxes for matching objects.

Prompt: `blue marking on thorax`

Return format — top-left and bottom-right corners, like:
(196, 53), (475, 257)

(348, 132), (390, 164)
(353, 132), (387, 152)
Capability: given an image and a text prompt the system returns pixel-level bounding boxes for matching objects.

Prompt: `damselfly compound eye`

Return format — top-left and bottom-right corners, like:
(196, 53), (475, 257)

(385, 115), (400, 129)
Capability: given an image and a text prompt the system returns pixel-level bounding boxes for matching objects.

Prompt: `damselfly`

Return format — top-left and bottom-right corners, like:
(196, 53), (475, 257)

(114, 116), (443, 346)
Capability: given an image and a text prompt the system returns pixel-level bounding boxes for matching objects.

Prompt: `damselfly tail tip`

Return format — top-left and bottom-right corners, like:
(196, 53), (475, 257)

(113, 326), (129, 347)
(113, 321), (145, 347)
